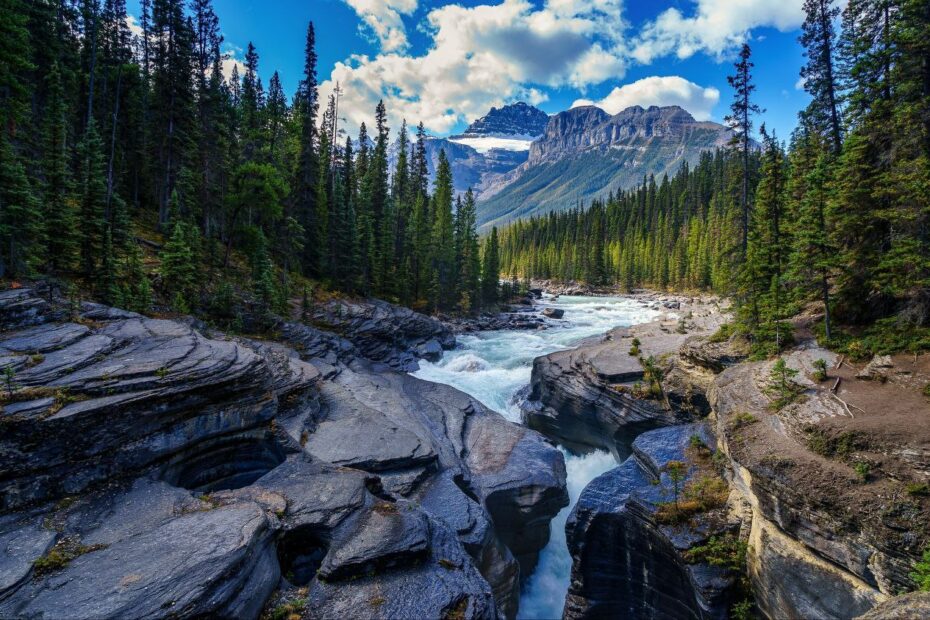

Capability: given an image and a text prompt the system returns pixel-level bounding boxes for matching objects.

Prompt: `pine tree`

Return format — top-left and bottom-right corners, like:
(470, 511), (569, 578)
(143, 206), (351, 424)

(77, 119), (108, 276)
(481, 226), (501, 307)
(161, 219), (197, 312)
(800, 0), (844, 153)
(41, 62), (79, 274)
(726, 43), (763, 259)
(294, 22), (319, 277)
(0, 135), (41, 278)
(430, 150), (455, 310)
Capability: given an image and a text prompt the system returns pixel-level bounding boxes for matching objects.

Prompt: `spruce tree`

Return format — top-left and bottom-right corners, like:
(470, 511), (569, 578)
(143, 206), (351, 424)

(481, 227), (501, 307)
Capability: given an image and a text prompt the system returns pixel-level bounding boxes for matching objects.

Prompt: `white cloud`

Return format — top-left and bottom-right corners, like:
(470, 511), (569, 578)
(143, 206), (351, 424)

(572, 75), (720, 120)
(632, 0), (805, 62)
(323, 0), (628, 135)
(125, 15), (143, 38)
(344, 0), (419, 52)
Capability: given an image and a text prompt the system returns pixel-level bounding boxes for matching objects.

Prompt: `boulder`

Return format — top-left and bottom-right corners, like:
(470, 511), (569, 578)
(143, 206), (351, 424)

(856, 354), (895, 381)
(310, 298), (455, 371)
(0, 290), (569, 620)
(542, 307), (564, 319)
(564, 424), (738, 620)
(857, 592), (930, 619)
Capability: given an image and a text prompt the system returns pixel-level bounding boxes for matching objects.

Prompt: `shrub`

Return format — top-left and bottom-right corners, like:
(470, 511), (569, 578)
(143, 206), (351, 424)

(853, 462), (870, 482)
(813, 359), (828, 382)
(906, 483), (930, 497)
(685, 535), (747, 571)
(923, 383), (930, 400)
(912, 547), (930, 592)
(764, 358), (802, 410)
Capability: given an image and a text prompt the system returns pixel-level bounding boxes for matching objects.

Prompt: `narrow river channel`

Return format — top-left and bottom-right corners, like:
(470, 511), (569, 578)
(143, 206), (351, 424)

(413, 295), (661, 619)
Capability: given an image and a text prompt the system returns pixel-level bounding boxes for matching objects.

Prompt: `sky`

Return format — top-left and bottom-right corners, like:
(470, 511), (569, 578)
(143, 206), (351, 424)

(127, 0), (813, 140)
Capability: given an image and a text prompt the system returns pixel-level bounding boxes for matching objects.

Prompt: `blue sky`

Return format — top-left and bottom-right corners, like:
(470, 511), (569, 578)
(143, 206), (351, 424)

(128, 0), (812, 140)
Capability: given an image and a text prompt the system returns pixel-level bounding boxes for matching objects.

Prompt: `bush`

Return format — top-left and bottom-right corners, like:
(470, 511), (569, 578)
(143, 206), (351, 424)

(912, 547), (930, 592)
(853, 462), (870, 482)
(764, 358), (802, 410)
(813, 359), (828, 382)
(685, 535), (747, 571)
(906, 483), (930, 497)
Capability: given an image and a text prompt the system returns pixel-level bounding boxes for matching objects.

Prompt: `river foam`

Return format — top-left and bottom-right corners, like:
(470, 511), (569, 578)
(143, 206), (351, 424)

(413, 295), (661, 618)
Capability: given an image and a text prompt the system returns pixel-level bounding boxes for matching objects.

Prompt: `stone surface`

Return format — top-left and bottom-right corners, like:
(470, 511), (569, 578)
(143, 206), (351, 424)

(0, 288), (568, 620)
(309, 298), (455, 371)
(564, 424), (738, 620)
(521, 296), (730, 458)
(857, 592), (930, 619)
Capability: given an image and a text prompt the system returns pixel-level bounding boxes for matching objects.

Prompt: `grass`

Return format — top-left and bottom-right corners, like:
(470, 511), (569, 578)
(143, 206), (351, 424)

(269, 597), (307, 620)
(906, 483), (930, 497)
(818, 318), (930, 359)
(33, 538), (108, 576)
(729, 412), (758, 431)
(708, 322), (735, 343)
(804, 427), (867, 460)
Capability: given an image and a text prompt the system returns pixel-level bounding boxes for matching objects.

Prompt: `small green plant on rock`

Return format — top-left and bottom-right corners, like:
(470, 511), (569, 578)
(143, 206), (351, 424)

(663, 460), (688, 512)
(628, 337), (641, 356)
(923, 383), (930, 400)
(853, 462), (870, 482)
(764, 358), (802, 410)
(906, 482), (930, 497)
(911, 547), (930, 592)
(729, 412), (758, 431)
(2, 366), (17, 399)
(813, 359), (828, 382)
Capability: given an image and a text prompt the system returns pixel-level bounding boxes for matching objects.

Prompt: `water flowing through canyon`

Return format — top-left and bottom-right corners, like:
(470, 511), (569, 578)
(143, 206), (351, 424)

(413, 295), (661, 619)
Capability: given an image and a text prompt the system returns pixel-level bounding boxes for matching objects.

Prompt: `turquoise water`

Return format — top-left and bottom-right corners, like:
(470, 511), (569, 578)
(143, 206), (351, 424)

(413, 295), (661, 619)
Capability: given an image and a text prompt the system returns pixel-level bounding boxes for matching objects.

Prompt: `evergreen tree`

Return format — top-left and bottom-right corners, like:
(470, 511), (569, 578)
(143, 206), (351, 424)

(481, 227), (501, 306)
(800, 0), (844, 153)
(0, 135), (41, 278)
(430, 150), (455, 310)
(77, 120), (108, 276)
(726, 43), (763, 258)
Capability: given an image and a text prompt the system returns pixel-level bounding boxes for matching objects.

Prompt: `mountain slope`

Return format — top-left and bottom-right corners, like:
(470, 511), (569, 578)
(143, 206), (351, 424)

(477, 105), (733, 229)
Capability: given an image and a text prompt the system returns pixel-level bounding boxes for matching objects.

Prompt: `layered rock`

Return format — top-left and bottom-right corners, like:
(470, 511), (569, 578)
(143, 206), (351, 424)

(711, 342), (930, 619)
(522, 296), (729, 459)
(564, 423), (739, 619)
(310, 297), (455, 371)
(0, 289), (569, 620)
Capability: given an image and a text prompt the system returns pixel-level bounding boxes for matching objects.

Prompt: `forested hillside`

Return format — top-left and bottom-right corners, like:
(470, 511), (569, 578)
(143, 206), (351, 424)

(0, 0), (499, 323)
(499, 0), (930, 355)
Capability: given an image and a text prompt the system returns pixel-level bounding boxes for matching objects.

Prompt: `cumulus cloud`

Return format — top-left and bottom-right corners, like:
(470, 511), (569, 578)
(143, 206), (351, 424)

(572, 76), (720, 120)
(344, 0), (419, 52)
(632, 0), (805, 62)
(322, 0), (628, 135)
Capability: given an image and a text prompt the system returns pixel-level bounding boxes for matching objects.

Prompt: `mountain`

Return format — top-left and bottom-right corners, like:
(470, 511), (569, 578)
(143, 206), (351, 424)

(476, 105), (734, 229)
(389, 103), (548, 195)
(448, 102), (550, 154)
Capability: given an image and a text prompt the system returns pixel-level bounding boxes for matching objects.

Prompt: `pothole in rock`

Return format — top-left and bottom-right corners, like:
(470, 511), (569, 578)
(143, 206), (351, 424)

(277, 526), (329, 586)
(160, 434), (287, 493)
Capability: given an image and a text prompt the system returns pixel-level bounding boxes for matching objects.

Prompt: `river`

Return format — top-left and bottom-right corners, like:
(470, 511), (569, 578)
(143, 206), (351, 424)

(413, 295), (662, 619)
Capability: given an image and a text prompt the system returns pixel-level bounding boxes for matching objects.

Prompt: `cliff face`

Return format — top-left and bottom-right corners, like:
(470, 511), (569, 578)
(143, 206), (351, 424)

(564, 423), (739, 620)
(711, 342), (930, 619)
(477, 106), (734, 229)
(0, 288), (568, 620)
(530, 292), (928, 620)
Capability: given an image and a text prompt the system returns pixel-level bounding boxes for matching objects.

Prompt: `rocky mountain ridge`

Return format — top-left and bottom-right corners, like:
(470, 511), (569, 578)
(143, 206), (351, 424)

(477, 105), (734, 229)
(452, 102), (550, 139)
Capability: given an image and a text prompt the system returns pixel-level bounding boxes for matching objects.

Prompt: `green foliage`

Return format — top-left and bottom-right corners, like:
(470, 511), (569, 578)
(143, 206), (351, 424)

(906, 483), (930, 497)
(729, 412), (758, 430)
(813, 358), (828, 382)
(685, 535), (748, 571)
(911, 548), (930, 592)
(853, 461), (870, 482)
(804, 427), (866, 459)
(764, 358), (802, 410)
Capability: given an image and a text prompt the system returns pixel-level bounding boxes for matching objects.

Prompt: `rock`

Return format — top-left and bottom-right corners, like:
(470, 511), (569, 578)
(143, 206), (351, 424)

(857, 592), (930, 619)
(856, 355), (895, 381)
(0, 290), (569, 620)
(710, 343), (925, 620)
(310, 298), (454, 371)
(521, 337), (677, 459)
(564, 424), (738, 620)
(542, 307), (564, 319)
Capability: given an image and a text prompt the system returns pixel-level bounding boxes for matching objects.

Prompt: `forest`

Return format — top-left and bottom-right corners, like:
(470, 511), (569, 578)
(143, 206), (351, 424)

(499, 0), (930, 356)
(0, 0), (499, 327)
